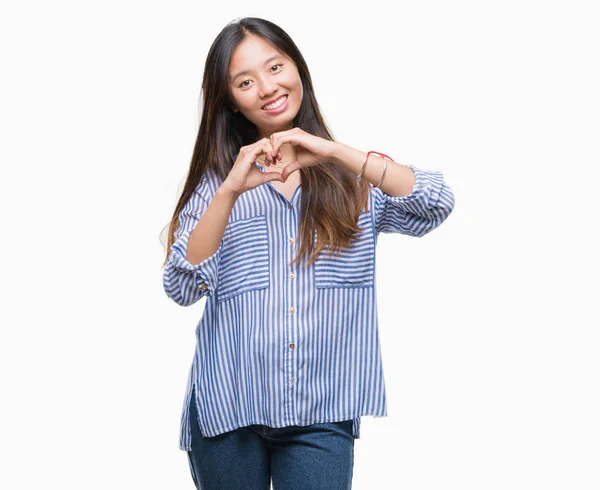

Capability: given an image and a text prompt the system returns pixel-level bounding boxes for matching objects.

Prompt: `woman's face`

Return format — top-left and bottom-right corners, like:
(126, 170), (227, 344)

(228, 35), (303, 139)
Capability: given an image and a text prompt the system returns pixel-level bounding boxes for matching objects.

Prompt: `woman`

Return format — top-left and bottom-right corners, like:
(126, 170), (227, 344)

(162, 17), (455, 490)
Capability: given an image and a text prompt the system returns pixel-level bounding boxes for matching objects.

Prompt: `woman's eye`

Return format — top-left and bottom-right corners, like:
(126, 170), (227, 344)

(238, 64), (283, 88)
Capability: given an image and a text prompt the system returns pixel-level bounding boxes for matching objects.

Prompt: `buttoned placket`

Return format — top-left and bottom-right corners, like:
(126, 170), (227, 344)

(284, 185), (301, 426)
(282, 179), (299, 425)
(286, 227), (296, 424)
(254, 161), (301, 425)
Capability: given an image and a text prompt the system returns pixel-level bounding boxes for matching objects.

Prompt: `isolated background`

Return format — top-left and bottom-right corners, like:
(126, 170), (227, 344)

(1, 1), (599, 489)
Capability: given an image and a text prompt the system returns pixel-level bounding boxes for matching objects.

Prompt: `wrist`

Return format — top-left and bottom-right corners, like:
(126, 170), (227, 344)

(218, 182), (241, 200)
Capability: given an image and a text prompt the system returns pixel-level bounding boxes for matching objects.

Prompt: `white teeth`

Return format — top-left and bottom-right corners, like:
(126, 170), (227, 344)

(263, 95), (287, 110)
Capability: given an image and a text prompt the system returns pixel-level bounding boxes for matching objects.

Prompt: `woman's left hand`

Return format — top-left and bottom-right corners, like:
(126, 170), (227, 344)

(267, 128), (335, 181)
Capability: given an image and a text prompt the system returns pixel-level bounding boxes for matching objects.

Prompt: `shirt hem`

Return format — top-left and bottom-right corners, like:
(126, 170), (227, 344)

(179, 411), (387, 451)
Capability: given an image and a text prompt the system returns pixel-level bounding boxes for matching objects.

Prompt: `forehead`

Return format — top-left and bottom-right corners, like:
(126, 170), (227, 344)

(229, 36), (285, 76)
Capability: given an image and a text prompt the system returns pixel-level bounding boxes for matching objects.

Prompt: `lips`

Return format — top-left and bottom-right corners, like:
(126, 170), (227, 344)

(261, 95), (288, 110)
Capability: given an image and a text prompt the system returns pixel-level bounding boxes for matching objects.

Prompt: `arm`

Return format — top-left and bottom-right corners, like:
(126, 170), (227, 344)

(330, 142), (455, 236)
(163, 180), (239, 306)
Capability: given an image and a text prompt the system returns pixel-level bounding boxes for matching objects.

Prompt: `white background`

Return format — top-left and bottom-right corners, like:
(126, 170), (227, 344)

(1, 1), (599, 489)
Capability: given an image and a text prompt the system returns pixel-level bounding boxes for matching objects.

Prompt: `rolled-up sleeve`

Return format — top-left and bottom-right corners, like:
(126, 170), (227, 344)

(163, 185), (221, 307)
(372, 163), (455, 237)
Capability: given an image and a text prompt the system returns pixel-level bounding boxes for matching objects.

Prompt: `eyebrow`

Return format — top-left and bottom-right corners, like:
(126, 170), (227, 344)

(230, 55), (283, 83)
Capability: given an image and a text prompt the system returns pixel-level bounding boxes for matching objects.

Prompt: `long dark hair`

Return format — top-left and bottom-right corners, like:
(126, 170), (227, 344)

(161, 17), (370, 269)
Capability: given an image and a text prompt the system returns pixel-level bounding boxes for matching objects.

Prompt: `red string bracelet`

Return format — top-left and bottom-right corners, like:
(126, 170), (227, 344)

(356, 151), (393, 188)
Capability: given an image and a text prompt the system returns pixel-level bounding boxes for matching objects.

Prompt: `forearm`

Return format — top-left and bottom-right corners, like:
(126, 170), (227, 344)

(186, 185), (239, 265)
(329, 142), (416, 197)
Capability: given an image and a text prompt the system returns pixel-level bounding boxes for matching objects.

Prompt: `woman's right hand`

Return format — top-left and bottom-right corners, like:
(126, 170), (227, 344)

(222, 138), (286, 197)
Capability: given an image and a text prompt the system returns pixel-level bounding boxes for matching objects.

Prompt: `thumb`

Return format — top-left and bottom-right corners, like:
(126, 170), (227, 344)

(265, 171), (285, 184)
(280, 163), (300, 181)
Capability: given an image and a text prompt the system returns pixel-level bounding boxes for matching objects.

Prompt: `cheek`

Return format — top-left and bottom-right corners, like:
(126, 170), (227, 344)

(287, 73), (301, 88)
(292, 80), (303, 104)
(288, 74), (302, 96)
(236, 93), (255, 110)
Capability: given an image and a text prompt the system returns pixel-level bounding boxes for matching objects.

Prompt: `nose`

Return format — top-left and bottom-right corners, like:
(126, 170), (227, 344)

(257, 75), (278, 99)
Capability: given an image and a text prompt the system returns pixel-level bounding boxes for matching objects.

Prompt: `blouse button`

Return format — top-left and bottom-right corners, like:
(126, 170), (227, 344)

(289, 307), (295, 314)
(200, 284), (207, 290)
(289, 343), (295, 349)
(288, 238), (294, 244)
(287, 204), (292, 209)
(289, 273), (295, 279)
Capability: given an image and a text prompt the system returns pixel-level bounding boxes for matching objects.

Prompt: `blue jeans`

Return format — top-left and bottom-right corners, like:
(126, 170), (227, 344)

(187, 394), (355, 489)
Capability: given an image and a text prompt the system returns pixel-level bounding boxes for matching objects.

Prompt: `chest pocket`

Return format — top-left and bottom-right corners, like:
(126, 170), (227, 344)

(217, 215), (270, 303)
(314, 211), (375, 289)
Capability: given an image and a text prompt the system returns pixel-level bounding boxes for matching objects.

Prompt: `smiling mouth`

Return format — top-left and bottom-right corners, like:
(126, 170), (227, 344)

(262, 95), (288, 110)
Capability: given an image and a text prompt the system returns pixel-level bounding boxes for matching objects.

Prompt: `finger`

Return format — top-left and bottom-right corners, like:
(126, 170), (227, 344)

(271, 144), (278, 164)
(275, 133), (301, 150)
(281, 162), (301, 180)
(269, 138), (279, 162)
(260, 140), (274, 166)
(267, 142), (276, 166)
(264, 170), (284, 183)
(260, 140), (270, 166)
(267, 141), (278, 166)
(270, 134), (279, 160)
(246, 139), (269, 162)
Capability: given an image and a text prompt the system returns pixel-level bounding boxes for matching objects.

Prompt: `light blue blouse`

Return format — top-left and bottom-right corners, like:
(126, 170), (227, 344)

(163, 160), (455, 451)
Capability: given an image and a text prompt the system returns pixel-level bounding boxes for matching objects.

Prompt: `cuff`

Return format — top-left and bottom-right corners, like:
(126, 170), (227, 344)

(381, 164), (444, 209)
(168, 229), (220, 296)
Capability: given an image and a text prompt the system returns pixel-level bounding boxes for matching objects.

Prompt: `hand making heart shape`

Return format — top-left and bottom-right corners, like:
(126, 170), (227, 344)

(265, 128), (335, 181)
(223, 128), (337, 197)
